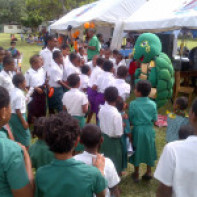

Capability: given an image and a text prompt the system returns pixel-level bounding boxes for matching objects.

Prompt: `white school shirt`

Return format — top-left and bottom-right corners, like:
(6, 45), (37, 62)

(114, 79), (131, 101)
(0, 70), (14, 92)
(86, 61), (95, 71)
(98, 102), (123, 137)
(48, 61), (63, 88)
(78, 53), (88, 63)
(40, 47), (55, 75)
(62, 88), (88, 116)
(114, 59), (126, 75)
(154, 136), (197, 197)
(25, 67), (46, 88)
(10, 87), (26, 113)
(79, 74), (89, 91)
(88, 66), (103, 88)
(95, 72), (115, 93)
(62, 56), (71, 81)
(74, 151), (120, 197)
(65, 63), (81, 79)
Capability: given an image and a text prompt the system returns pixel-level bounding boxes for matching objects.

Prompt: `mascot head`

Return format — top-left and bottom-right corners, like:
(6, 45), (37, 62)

(133, 33), (162, 63)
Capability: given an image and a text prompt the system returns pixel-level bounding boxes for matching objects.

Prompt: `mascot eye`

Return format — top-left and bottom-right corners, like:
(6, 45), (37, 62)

(141, 41), (148, 47)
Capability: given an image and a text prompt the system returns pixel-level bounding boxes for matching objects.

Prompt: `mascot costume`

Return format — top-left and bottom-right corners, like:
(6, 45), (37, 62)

(134, 33), (174, 108)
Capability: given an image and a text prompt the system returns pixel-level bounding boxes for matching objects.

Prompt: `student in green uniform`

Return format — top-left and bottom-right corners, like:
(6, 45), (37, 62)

(87, 29), (100, 61)
(0, 47), (5, 71)
(9, 73), (31, 148)
(0, 86), (34, 197)
(29, 117), (54, 170)
(35, 113), (107, 197)
(129, 80), (157, 182)
(116, 97), (132, 171)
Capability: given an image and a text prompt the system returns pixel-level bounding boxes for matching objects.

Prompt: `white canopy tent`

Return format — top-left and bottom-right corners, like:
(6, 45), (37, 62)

(124, 0), (197, 32)
(50, 0), (147, 49)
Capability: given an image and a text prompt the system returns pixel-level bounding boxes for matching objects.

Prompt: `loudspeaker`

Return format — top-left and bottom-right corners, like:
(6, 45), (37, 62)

(156, 33), (174, 59)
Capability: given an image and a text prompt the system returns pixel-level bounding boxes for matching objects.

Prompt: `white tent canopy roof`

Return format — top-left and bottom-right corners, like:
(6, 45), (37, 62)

(124, 0), (197, 32)
(50, 0), (146, 30)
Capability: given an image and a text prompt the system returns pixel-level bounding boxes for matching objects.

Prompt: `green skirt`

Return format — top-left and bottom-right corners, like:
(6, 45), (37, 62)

(101, 134), (123, 173)
(121, 134), (128, 170)
(129, 125), (157, 167)
(9, 113), (31, 147)
(73, 116), (85, 152)
(48, 87), (63, 112)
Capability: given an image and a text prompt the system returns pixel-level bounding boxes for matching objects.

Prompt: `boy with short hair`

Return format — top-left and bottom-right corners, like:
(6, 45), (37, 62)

(35, 114), (107, 197)
(0, 56), (15, 92)
(114, 53), (126, 75)
(74, 124), (120, 197)
(48, 50), (68, 114)
(25, 55), (47, 123)
(78, 47), (87, 63)
(114, 66), (131, 101)
(62, 73), (88, 128)
(8, 41), (20, 58)
(79, 65), (91, 92)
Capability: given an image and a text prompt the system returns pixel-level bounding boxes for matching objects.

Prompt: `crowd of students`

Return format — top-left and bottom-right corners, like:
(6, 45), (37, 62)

(0, 33), (197, 197)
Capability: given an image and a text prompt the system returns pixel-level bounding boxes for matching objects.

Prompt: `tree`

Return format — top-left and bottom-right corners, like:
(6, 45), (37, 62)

(0, 0), (26, 24)
(21, 11), (43, 32)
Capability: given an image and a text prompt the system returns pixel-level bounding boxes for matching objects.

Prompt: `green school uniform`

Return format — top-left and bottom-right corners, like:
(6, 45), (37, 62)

(35, 158), (107, 197)
(129, 97), (157, 167)
(73, 116), (85, 152)
(101, 134), (123, 173)
(29, 139), (54, 170)
(121, 112), (131, 170)
(9, 113), (31, 147)
(0, 132), (29, 197)
(87, 35), (100, 60)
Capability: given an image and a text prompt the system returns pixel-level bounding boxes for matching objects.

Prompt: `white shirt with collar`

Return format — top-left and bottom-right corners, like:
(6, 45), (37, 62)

(25, 67), (46, 88)
(95, 71), (115, 93)
(74, 151), (120, 197)
(154, 136), (197, 197)
(114, 59), (126, 75)
(62, 88), (88, 116)
(88, 66), (103, 88)
(78, 53), (88, 63)
(86, 61), (95, 71)
(114, 79), (131, 101)
(0, 70), (14, 92)
(98, 102), (123, 137)
(48, 61), (63, 88)
(79, 74), (89, 91)
(64, 63), (81, 79)
(10, 87), (26, 113)
(40, 47), (56, 76)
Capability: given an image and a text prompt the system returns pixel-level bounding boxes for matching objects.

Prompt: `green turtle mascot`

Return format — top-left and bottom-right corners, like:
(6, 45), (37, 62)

(134, 33), (174, 108)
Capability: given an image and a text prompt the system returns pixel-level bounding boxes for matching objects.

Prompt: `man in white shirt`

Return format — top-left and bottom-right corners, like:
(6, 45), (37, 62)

(0, 56), (15, 93)
(40, 35), (56, 76)
(114, 66), (131, 101)
(154, 99), (197, 197)
(74, 124), (120, 197)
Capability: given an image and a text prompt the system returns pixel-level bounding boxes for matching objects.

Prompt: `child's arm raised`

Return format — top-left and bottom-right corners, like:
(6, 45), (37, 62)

(16, 109), (29, 129)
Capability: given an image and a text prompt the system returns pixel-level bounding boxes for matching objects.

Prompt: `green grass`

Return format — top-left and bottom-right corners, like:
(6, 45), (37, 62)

(0, 33), (41, 73)
(0, 33), (175, 197)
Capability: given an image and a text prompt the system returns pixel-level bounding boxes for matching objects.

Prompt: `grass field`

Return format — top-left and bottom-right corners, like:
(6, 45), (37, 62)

(0, 33), (180, 197)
